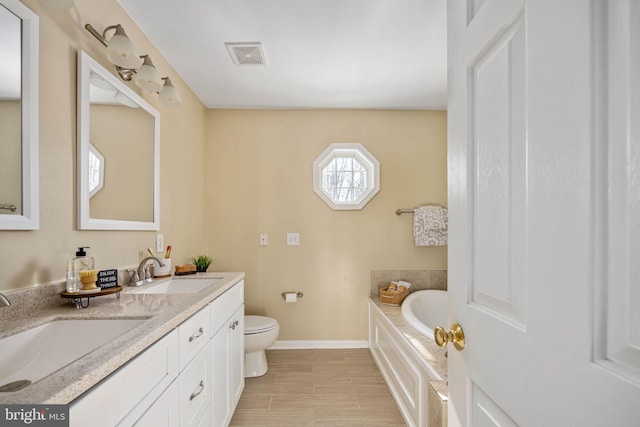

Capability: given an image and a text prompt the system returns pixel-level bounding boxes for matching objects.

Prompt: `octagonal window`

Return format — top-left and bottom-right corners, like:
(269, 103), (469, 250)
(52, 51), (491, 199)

(313, 143), (380, 210)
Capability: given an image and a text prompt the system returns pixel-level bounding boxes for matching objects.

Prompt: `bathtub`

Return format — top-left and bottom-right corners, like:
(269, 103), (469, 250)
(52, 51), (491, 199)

(401, 289), (448, 340)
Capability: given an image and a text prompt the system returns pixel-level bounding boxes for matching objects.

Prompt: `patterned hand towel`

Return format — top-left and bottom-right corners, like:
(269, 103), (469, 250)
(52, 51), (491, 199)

(413, 206), (448, 246)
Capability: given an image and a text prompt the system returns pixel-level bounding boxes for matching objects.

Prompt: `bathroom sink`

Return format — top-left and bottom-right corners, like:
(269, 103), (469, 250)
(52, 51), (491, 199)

(0, 318), (147, 392)
(131, 277), (222, 294)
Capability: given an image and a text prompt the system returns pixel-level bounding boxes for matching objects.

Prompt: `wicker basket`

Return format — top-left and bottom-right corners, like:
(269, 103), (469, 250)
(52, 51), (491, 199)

(378, 286), (410, 306)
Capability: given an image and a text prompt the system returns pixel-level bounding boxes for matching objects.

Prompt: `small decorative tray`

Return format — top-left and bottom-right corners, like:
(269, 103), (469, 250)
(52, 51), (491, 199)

(60, 286), (123, 309)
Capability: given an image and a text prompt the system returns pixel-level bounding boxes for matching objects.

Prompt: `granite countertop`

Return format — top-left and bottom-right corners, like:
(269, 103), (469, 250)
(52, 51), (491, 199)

(369, 298), (448, 383)
(0, 272), (245, 405)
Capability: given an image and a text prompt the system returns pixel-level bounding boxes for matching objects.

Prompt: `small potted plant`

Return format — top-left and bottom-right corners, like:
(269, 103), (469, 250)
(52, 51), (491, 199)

(191, 255), (213, 273)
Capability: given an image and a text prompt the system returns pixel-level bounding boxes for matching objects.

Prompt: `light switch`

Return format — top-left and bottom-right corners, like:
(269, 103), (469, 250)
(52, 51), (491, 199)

(287, 233), (300, 246)
(259, 233), (268, 246)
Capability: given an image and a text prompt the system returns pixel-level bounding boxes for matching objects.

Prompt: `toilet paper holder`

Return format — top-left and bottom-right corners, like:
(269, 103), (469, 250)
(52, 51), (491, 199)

(281, 291), (304, 301)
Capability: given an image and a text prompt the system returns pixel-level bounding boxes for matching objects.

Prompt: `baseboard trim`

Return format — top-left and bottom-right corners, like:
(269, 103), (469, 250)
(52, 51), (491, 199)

(269, 340), (369, 350)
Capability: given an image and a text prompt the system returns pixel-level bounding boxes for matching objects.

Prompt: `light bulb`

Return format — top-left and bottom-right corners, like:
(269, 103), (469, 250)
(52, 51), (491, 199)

(135, 55), (164, 92)
(105, 25), (142, 69)
(159, 77), (182, 108)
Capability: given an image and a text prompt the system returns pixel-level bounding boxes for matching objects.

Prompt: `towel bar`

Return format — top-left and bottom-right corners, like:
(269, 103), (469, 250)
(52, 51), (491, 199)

(395, 209), (414, 215)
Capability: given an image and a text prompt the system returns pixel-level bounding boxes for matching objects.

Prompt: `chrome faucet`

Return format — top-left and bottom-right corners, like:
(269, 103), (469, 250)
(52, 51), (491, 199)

(0, 292), (10, 307)
(129, 256), (165, 286)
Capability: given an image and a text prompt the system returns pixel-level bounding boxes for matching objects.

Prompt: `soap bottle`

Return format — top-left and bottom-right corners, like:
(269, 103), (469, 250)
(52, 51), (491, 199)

(65, 258), (78, 293)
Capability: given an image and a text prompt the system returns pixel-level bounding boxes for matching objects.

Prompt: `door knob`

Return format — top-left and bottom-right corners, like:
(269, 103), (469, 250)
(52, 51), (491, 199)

(434, 323), (465, 351)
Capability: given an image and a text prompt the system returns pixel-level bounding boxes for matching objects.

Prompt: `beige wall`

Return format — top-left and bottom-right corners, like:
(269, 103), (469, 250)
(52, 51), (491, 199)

(0, 0), (208, 291)
(206, 110), (447, 341)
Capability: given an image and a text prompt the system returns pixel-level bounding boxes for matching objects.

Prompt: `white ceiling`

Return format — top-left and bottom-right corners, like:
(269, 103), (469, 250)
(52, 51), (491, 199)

(117, 0), (447, 110)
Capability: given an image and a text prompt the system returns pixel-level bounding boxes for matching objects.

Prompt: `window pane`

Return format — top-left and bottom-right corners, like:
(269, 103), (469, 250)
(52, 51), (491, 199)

(313, 143), (380, 209)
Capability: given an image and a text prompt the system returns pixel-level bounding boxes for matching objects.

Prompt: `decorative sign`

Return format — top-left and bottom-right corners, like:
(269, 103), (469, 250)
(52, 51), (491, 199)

(97, 269), (118, 289)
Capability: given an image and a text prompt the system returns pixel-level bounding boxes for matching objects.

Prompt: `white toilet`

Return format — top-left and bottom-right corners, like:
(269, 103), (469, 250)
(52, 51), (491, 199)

(244, 315), (280, 378)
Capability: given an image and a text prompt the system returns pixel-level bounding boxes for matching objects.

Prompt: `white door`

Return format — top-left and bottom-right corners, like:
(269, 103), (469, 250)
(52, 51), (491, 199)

(447, 0), (640, 425)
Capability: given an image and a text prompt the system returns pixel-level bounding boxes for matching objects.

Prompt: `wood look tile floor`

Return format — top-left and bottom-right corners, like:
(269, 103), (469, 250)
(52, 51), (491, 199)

(230, 349), (407, 427)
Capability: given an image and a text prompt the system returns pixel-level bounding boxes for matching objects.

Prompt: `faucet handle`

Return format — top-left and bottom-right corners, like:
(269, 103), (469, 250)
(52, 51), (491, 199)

(144, 265), (152, 280)
(128, 269), (139, 284)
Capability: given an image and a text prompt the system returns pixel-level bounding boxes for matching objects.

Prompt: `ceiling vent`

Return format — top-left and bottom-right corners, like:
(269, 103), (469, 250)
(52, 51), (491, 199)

(225, 42), (266, 65)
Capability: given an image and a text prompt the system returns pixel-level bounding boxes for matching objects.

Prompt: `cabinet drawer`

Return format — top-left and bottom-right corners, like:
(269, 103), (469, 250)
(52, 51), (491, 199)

(210, 280), (244, 336)
(179, 307), (211, 371)
(180, 345), (212, 427)
(70, 329), (179, 427)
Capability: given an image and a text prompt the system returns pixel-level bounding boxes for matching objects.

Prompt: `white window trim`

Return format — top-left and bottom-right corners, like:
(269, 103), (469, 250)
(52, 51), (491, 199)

(312, 142), (380, 210)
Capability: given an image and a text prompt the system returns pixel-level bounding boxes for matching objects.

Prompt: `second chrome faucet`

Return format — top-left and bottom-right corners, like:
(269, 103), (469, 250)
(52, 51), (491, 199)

(129, 256), (165, 286)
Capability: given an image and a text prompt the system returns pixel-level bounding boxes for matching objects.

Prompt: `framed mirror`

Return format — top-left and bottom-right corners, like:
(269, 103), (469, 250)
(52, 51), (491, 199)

(0, 0), (39, 230)
(77, 51), (160, 230)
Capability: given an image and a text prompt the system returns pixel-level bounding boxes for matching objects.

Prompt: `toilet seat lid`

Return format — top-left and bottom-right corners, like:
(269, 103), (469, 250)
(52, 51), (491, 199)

(245, 315), (279, 334)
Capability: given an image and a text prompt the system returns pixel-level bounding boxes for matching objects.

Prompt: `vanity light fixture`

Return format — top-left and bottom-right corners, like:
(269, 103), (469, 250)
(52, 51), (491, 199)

(84, 23), (182, 108)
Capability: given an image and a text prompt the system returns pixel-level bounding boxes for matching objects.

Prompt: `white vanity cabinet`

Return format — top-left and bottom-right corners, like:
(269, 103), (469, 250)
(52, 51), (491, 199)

(69, 278), (245, 427)
(210, 280), (245, 427)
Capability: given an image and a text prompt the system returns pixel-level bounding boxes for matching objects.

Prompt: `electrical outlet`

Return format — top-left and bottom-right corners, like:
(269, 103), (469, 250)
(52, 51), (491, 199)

(156, 234), (164, 252)
(287, 232), (300, 246)
(259, 233), (268, 246)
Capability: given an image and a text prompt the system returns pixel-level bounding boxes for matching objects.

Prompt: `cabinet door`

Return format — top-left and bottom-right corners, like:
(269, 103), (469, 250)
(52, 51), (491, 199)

(211, 304), (245, 427)
(229, 305), (245, 411)
(131, 379), (180, 427)
(211, 321), (231, 427)
(71, 330), (179, 427)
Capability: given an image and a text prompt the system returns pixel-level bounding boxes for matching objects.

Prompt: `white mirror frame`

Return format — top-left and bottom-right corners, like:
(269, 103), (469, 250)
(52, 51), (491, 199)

(77, 51), (160, 230)
(0, 0), (39, 230)
(313, 142), (380, 210)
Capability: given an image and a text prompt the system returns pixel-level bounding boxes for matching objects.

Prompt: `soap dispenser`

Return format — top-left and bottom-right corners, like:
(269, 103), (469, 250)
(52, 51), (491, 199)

(65, 247), (95, 293)
(73, 247), (95, 272)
